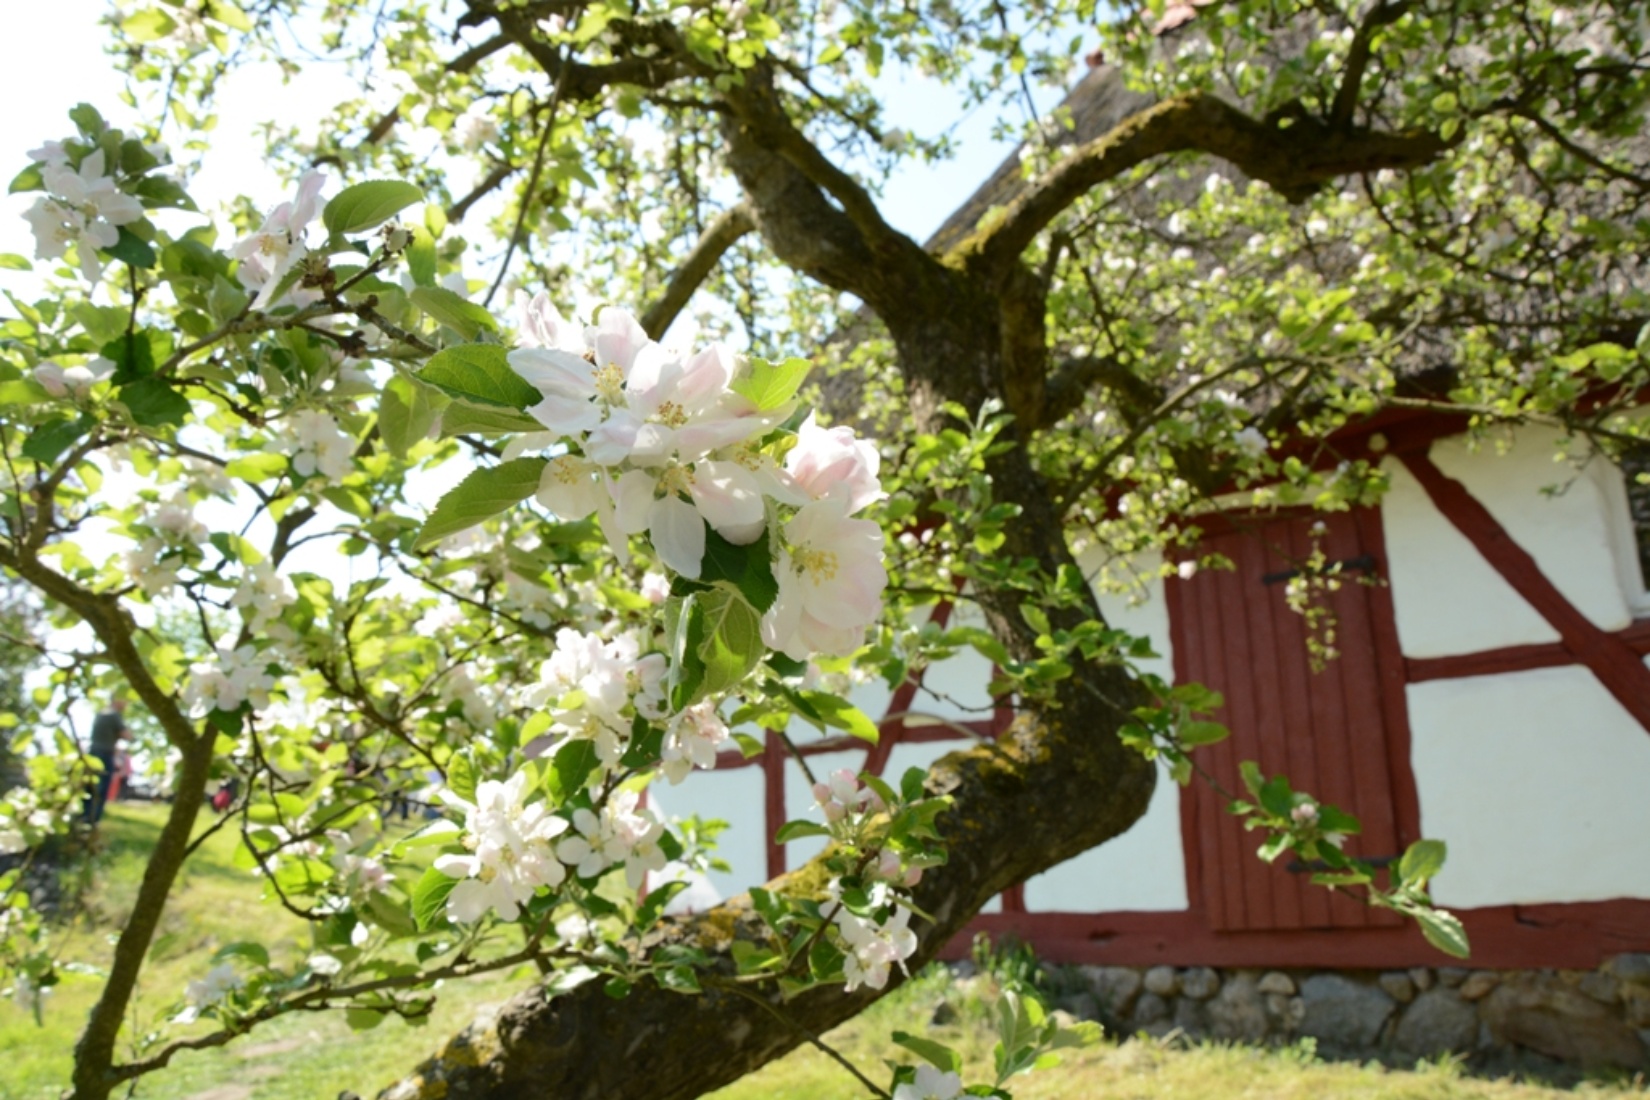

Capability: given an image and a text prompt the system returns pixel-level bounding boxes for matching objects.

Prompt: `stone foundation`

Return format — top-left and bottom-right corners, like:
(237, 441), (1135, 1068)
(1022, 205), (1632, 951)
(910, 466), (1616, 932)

(1035, 954), (1650, 1074)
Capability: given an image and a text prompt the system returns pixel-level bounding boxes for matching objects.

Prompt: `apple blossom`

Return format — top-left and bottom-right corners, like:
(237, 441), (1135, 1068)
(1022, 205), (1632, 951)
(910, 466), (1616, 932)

(24, 149), (144, 282)
(554, 790), (667, 888)
(186, 963), (243, 1008)
(762, 494), (888, 660)
(660, 700), (731, 784)
(283, 409), (355, 483)
(33, 356), (112, 399)
(436, 772), (570, 923)
(812, 768), (883, 826)
(233, 170), (326, 309)
(894, 1065), (963, 1100)
(833, 901), (916, 992)
(183, 646), (277, 716)
(783, 412), (883, 514)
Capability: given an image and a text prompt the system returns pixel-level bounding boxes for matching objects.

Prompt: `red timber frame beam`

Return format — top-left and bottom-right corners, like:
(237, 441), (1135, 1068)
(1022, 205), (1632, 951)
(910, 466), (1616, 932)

(1398, 451), (1650, 732)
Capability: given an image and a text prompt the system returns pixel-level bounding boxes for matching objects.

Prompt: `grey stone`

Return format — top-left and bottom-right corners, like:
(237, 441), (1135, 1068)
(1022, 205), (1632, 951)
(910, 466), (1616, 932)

(1133, 991), (1170, 1027)
(1258, 971), (1296, 996)
(1265, 993), (1306, 1031)
(931, 1000), (959, 1026)
(1437, 967), (1467, 988)
(1605, 954), (1650, 987)
(1057, 991), (1100, 1021)
(1144, 965), (1179, 997)
(1174, 996), (1211, 1035)
(1625, 988), (1650, 1028)
(1379, 972), (1417, 1005)
(1482, 976), (1647, 1070)
(1180, 967), (1220, 1000)
(1299, 974), (1397, 1050)
(1393, 989), (1480, 1058)
(1208, 973), (1270, 1043)
(1579, 972), (1621, 1005)
(1459, 971), (1499, 1001)
(1083, 966), (1143, 1018)
(1409, 967), (1435, 991)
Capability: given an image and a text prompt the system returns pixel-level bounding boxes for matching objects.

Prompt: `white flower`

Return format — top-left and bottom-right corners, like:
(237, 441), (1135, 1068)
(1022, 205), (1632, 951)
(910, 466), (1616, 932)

(660, 700), (730, 784)
(183, 645), (276, 716)
(230, 561), (295, 630)
(762, 495), (887, 660)
(1291, 801), (1319, 826)
(554, 790), (666, 889)
(306, 953), (343, 977)
(186, 963), (243, 1008)
(515, 292), (587, 353)
(284, 409), (355, 483)
(33, 357), (112, 399)
(455, 111), (500, 153)
(24, 149), (144, 283)
(0, 821), (25, 855)
(640, 571), (671, 605)
(894, 1064), (963, 1100)
(812, 768), (883, 825)
(833, 902), (917, 992)
(783, 412), (882, 515)
(233, 170), (326, 309)
(1234, 426), (1268, 456)
(612, 459), (766, 578)
(532, 629), (665, 766)
(10, 972), (48, 1015)
(435, 771), (570, 923)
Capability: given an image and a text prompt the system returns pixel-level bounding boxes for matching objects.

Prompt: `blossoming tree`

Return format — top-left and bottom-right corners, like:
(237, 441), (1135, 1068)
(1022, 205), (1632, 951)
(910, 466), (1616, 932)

(1, 1), (1648, 1098)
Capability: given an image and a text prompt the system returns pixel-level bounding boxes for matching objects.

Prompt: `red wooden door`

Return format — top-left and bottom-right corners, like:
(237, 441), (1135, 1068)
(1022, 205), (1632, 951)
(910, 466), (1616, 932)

(1170, 508), (1415, 931)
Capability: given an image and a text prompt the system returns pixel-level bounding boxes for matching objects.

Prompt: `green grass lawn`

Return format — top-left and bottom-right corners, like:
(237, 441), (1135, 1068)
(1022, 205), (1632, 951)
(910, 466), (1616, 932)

(3, 804), (1645, 1100)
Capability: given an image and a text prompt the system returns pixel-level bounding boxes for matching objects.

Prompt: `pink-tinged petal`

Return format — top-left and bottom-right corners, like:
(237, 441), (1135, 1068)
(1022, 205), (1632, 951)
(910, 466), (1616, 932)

(509, 347), (596, 400)
(592, 306), (649, 373)
(649, 495), (707, 579)
(676, 344), (735, 408)
(446, 880), (494, 922)
(627, 421), (676, 466)
(625, 342), (676, 409)
(675, 415), (766, 459)
(689, 461), (765, 542)
(291, 170), (327, 228)
(613, 469), (657, 534)
(585, 409), (642, 466)
(594, 485), (631, 567)
(434, 853), (477, 880)
(528, 393), (601, 438)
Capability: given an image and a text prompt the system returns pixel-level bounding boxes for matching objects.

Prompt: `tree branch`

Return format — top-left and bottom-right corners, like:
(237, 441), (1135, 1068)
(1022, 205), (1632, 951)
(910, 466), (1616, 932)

(1330, 0), (1414, 130)
(639, 203), (755, 339)
(956, 91), (1451, 278)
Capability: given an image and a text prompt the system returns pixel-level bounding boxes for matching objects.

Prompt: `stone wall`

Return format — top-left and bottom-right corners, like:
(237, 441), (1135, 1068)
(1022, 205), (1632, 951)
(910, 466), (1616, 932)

(1036, 955), (1650, 1075)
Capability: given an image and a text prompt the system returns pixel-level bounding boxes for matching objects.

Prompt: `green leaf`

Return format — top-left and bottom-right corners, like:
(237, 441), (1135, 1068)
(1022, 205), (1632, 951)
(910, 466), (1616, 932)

(1179, 720), (1229, 747)
(1398, 838), (1447, 887)
(323, 180), (425, 236)
(410, 286), (498, 340)
(0, 379), (51, 406)
(636, 880), (689, 929)
(548, 738), (599, 800)
(437, 402), (544, 437)
(132, 175), (197, 211)
(797, 692), (879, 742)
(446, 754), (477, 803)
(122, 8), (180, 42)
(225, 452), (288, 483)
(69, 103), (106, 138)
(378, 375), (446, 460)
(9, 164), (43, 194)
(102, 330), (159, 383)
(731, 355), (811, 411)
(1413, 906), (1470, 958)
(345, 1007), (388, 1031)
(101, 226), (157, 270)
(406, 225), (437, 287)
(411, 866), (456, 931)
(891, 1031), (962, 1074)
(0, 254), (31, 270)
(21, 415), (93, 465)
(212, 941), (270, 968)
(415, 456), (546, 548)
(119, 378), (190, 428)
(690, 588), (765, 703)
(418, 344), (538, 409)
(774, 820), (832, 843)
(699, 526), (778, 612)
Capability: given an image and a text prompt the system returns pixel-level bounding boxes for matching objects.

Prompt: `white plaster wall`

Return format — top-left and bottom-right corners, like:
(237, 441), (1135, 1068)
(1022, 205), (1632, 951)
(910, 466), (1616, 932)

(1382, 458), (1559, 657)
(1022, 765), (1189, 912)
(1407, 663), (1650, 907)
(1430, 429), (1632, 631)
(649, 765), (772, 902)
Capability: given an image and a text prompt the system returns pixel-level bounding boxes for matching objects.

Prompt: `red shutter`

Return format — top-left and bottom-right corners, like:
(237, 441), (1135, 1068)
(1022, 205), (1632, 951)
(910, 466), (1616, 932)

(1171, 508), (1409, 931)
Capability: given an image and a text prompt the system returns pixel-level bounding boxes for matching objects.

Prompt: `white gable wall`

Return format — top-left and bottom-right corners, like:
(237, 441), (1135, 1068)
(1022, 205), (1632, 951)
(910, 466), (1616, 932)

(1384, 429), (1650, 907)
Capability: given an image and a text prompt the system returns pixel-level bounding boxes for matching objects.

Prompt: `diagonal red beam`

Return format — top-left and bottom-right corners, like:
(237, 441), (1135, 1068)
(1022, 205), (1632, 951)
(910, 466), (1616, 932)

(1400, 452), (1650, 732)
